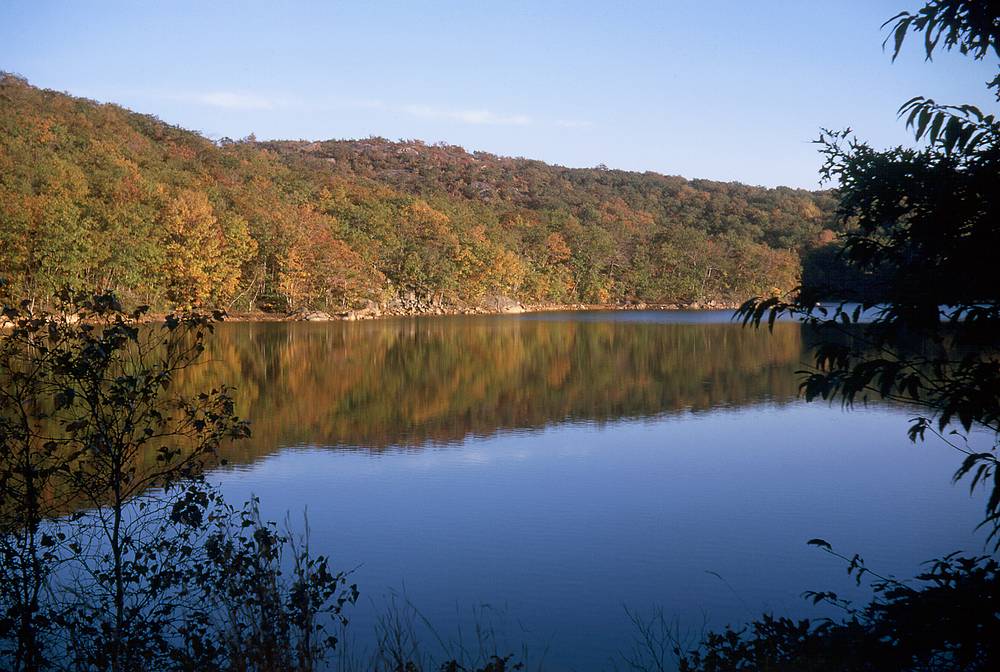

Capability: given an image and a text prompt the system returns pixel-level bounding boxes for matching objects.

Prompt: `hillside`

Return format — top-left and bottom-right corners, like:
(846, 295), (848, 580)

(0, 73), (838, 314)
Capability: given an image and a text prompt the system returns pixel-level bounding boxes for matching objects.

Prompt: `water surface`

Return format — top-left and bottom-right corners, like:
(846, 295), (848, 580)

(194, 312), (984, 670)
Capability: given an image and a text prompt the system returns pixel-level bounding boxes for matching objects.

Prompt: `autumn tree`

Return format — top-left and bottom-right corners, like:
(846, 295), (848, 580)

(2, 70), (823, 313)
(159, 190), (255, 307)
(278, 207), (383, 310)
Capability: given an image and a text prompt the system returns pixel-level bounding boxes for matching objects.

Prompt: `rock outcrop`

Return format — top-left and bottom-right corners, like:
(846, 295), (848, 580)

(289, 309), (334, 321)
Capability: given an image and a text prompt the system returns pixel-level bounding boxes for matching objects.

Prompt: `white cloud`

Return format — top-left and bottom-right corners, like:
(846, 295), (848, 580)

(315, 97), (386, 111)
(151, 90), (545, 128)
(403, 104), (531, 126)
(554, 119), (594, 129)
(348, 98), (386, 110)
(166, 91), (291, 110)
(200, 92), (278, 109)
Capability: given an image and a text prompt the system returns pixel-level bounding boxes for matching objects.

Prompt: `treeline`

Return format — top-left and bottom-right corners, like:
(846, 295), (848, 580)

(0, 73), (838, 312)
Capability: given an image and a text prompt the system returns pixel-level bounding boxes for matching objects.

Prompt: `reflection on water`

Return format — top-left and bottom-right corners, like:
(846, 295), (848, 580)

(188, 312), (804, 462)
(185, 312), (982, 670)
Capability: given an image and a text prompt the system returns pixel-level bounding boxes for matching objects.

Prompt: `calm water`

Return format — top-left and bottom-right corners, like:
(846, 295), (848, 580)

(191, 311), (984, 670)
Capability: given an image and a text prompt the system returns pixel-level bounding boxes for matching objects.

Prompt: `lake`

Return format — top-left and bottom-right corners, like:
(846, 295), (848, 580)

(191, 311), (985, 670)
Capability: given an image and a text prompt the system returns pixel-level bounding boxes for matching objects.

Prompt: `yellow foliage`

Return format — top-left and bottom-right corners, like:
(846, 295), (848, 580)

(160, 190), (254, 306)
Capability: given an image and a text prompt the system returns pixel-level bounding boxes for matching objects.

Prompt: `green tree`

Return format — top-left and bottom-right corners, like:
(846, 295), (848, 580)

(739, 0), (1000, 538)
(0, 291), (357, 671)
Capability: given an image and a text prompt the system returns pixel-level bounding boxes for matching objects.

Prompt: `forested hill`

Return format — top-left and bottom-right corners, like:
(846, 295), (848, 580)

(0, 73), (839, 314)
(264, 138), (837, 251)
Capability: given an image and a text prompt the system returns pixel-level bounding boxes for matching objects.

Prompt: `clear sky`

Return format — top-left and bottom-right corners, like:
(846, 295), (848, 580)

(1, 0), (996, 188)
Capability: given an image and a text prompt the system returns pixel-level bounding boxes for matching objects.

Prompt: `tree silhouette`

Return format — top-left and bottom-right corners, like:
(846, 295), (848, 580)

(740, 1), (1000, 540)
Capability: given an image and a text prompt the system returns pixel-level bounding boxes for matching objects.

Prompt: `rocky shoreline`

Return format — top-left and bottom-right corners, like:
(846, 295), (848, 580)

(3, 299), (744, 329)
(200, 298), (742, 323)
(3, 298), (742, 327)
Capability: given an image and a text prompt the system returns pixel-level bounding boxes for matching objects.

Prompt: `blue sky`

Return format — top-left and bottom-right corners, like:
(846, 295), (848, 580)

(2, 0), (996, 188)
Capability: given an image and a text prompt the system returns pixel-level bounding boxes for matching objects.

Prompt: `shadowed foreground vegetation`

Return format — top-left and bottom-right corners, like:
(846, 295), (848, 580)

(622, 544), (999, 672)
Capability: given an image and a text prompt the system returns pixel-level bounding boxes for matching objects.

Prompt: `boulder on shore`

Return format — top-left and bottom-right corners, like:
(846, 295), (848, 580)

(289, 309), (333, 322)
(343, 301), (382, 320)
(485, 295), (525, 314)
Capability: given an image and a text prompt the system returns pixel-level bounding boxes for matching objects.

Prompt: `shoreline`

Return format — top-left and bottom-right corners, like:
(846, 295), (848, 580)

(2, 301), (745, 329)
(146, 301), (743, 323)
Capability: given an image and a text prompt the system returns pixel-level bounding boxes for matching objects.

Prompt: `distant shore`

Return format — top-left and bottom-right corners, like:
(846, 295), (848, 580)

(0, 301), (744, 329)
(139, 300), (743, 324)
